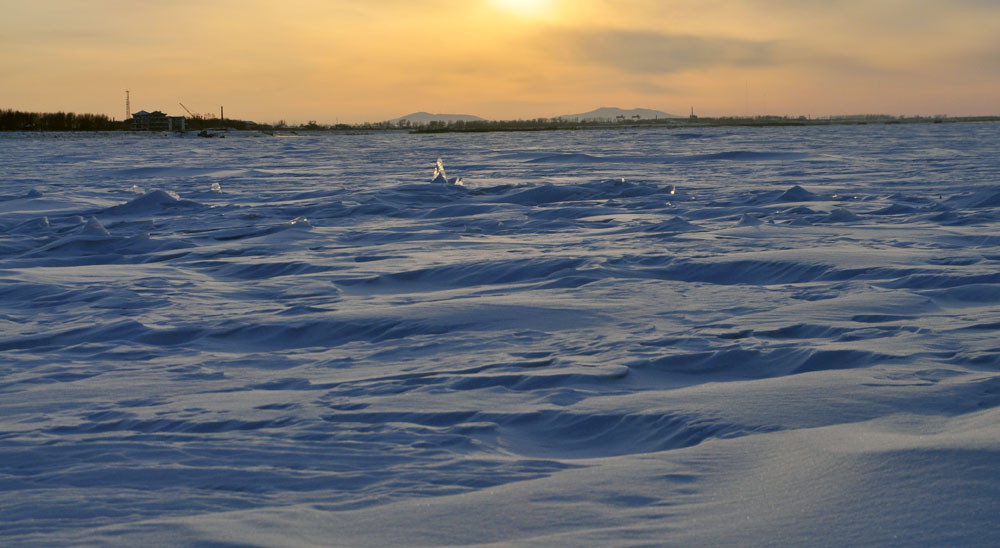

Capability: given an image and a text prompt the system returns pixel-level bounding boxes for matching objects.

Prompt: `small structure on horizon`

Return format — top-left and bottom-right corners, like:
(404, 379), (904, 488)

(689, 107), (698, 120)
(129, 110), (185, 131)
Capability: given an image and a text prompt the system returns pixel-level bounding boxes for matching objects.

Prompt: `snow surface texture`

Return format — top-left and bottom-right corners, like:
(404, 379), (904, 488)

(2, 125), (999, 547)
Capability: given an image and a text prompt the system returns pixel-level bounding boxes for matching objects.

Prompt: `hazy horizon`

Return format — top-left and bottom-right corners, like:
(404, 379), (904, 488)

(2, 0), (999, 124)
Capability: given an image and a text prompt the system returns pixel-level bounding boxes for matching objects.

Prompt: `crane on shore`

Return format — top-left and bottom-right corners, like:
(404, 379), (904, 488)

(179, 102), (206, 130)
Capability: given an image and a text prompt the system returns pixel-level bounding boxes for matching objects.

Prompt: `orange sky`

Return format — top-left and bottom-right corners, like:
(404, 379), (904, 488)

(2, 0), (998, 123)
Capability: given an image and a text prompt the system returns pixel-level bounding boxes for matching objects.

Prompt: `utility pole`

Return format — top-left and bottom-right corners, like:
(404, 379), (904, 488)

(125, 90), (131, 119)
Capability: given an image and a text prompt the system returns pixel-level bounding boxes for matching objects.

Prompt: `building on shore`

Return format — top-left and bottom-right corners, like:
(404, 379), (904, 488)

(129, 110), (185, 131)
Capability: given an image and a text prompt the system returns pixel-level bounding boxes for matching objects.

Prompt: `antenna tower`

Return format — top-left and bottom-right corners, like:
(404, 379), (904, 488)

(126, 90), (131, 119)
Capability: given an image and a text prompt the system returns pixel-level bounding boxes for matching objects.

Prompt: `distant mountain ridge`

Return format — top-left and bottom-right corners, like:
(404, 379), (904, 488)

(389, 107), (681, 125)
(558, 107), (681, 121)
(390, 112), (486, 124)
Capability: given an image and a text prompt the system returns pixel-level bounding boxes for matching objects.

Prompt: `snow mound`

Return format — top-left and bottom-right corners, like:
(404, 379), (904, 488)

(823, 207), (862, 223)
(777, 185), (819, 202)
(105, 189), (199, 215)
(80, 216), (110, 237)
(736, 213), (765, 226)
(641, 216), (701, 233)
(9, 216), (50, 234)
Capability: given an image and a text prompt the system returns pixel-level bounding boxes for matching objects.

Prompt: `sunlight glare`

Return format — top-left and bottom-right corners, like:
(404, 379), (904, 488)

(492, 0), (552, 18)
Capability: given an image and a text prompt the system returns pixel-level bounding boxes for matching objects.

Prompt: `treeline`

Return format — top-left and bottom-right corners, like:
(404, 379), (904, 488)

(406, 118), (585, 133)
(404, 114), (1000, 134)
(378, 117), (625, 133)
(183, 116), (258, 131)
(1, 109), (119, 131)
(403, 116), (804, 133)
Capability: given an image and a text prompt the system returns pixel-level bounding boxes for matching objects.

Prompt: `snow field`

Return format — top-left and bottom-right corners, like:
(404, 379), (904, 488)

(1, 123), (999, 546)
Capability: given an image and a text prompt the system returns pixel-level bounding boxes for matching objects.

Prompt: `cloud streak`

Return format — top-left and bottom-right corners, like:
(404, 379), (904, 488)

(547, 28), (886, 76)
(551, 30), (777, 74)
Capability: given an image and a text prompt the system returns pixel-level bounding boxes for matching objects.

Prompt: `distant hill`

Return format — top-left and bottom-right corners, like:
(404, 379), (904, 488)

(389, 112), (486, 124)
(557, 107), (681, 121)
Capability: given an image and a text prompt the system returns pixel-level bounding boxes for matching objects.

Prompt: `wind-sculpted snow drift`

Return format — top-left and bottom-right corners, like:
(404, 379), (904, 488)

(2, 125), (999, 547)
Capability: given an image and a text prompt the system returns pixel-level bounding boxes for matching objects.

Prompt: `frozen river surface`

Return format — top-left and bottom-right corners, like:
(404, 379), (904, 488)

(2, 124), (999, 546)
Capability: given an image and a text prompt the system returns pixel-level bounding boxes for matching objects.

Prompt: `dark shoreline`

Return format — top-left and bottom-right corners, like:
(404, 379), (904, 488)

(408, 115), (1000, 134)
(3, 115), (997, 135)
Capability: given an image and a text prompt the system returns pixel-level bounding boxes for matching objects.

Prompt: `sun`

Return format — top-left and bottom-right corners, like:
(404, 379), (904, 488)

(492, 0), (552, 18)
